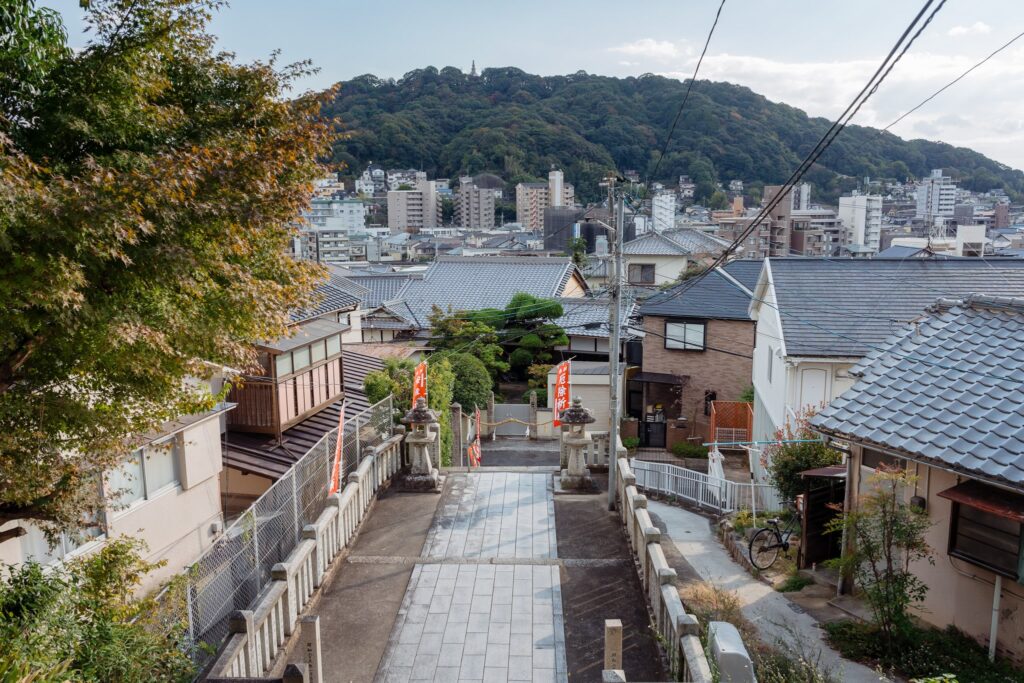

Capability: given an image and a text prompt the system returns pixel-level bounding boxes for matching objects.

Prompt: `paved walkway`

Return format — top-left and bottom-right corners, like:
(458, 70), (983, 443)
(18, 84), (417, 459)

(374, 472), (568, 682)
(649, 500), (885, 683)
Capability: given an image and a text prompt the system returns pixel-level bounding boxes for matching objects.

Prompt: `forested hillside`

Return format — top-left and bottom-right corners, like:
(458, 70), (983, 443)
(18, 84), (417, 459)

(322, 67), (1024, 204)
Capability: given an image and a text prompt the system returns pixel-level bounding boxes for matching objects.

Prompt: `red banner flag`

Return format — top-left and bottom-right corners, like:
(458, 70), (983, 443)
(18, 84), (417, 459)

(329, 400), (346, 494)
(412, 361), (428, 407)
(552, 360), (571, 427)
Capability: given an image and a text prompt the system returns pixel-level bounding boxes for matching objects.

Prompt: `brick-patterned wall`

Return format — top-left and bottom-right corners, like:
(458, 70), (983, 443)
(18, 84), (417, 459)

(642, 316), (754, 440)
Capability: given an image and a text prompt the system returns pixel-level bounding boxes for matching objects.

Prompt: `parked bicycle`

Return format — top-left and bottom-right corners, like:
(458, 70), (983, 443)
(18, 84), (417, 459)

(748, 506), (799, 570)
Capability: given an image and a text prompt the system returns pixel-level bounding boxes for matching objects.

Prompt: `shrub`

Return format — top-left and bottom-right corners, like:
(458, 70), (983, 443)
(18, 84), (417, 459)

(672, 441), (708, 459)
(762, 410), (840, 502)
(776, 574), (814, 593)
(739, 385), (755, 403)
(447, 352), (491, 411)
(622, 437), (640, 451)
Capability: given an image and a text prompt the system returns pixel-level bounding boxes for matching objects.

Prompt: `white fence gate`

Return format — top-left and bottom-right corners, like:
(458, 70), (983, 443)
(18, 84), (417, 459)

(491, 403), (531, 437)
(630, 459), (784, 515)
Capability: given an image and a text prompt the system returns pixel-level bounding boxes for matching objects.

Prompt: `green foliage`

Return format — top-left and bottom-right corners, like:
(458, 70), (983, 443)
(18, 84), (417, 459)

(827, 621), (1023, 682)
(501, 294), (567, 373)
(0, 537), (194, 681)
(323, 68), (1024, 204)
(622, 437), (640, 451)
(568, 237), (587, 267)
(364, 359), (415, 421)
(671, 441), (709, 459)
(446, 353), (491, 411)
(427, 359), (455, 467)
(763, 412), (841, 502)
(428, 306), (508, 382)
(739, 385), (755, 403)
(776, 574), (814, 593)
(826, 467), (932, 650)
(0, 0), (327, 531)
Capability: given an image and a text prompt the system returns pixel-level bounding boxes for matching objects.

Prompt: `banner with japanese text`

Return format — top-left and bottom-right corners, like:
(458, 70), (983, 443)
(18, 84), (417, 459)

(552, 360), (571, 427)
(412, 361), (428, 407)
(329, 400), (346, 494)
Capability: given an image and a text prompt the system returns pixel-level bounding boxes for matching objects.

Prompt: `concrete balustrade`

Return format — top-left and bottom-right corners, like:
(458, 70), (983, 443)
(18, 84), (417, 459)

(207, 435), (404, 680)
(611, 456), (717, 683)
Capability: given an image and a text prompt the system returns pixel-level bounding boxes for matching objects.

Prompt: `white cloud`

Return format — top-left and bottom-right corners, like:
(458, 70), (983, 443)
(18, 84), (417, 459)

(608, 39), (683, 61)
(948, 21), (992, 36)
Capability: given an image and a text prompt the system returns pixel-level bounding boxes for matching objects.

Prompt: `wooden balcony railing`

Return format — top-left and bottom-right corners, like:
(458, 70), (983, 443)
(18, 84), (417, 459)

(708, 400), (753, 446)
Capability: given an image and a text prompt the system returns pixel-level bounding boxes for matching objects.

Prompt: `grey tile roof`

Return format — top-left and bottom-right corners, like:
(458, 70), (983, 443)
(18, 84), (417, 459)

(342, 273), (415, 308)
(811, 295), (1024, 489)
(396, 256), (584, 322)
(765, 258), (1024, 358)
(622, 231), (690, 256)
(554, 297), (639, 339)
(290, 280), (360, 323)
(640, 260), (763, 320)
(662, 228), (732, 253)
(875, 245), (930, 259)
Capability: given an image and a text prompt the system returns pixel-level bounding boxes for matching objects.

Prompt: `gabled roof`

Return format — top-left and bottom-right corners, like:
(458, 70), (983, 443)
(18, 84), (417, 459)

(222, 350), (386, 480)
(875, 245), (933, 259)
(341, 273), (417, 308)
(662, 228), (732, 253)
(622, 231), (691, 256)
(640, 260), (762, 320)
(395, 256), (586, 322)
(811, 296), (1024, 489)
(554, 296), (639, 339)
(290, 280), (361, 324)
(757, 258), (1024, 358)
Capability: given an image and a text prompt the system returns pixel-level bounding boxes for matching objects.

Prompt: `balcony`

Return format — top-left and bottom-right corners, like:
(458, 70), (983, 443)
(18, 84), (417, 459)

(709, 400), (753, 446)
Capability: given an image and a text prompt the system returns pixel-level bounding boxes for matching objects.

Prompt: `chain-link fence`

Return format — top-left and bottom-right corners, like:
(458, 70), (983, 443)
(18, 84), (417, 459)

(156, 395), (394, 669)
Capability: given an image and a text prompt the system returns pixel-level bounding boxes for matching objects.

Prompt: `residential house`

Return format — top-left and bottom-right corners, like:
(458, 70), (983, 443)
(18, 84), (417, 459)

(811, 295), (1024, 660)
(585, 228), (730, 290)
(0, 401), (234, 593)
(631, 260), (762, 448)
(749, 258), (1024, 478)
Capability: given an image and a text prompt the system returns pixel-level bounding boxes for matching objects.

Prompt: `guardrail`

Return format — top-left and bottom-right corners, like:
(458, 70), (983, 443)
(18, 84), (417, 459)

(613, 457), (714, 682)
(206, 434), (403, 680)
(630, 458), (784, 514)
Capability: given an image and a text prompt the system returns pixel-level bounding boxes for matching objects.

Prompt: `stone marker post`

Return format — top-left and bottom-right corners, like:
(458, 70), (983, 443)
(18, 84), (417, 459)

(299, 616), (323, 683)
(604, 618), (623, 671)
(450, 402), (463, 467)
(400, 398), (441, 491)
(528, 390), (538, 440)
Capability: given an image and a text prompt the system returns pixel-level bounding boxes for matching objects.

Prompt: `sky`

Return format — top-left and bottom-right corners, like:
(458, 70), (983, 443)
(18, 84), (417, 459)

(45, 0), (1024, 170)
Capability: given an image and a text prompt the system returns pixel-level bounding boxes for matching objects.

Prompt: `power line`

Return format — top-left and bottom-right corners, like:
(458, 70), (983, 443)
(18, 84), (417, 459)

(648, 0), (728, 186)
(645, 0), (947, 310)
(884, 29), (1024, 131)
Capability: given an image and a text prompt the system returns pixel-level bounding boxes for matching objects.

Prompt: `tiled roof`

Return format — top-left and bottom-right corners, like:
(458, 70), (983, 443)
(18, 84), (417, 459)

(554, 297), (638, 339)
(875, 245), (930, 259)
(662, 228), (732, 253)
(764, 258), (1024, 358)
(622, 231), (690, 256)
(342, 273), (416, 308)
(811, 296), (1024, 489)
(396, 256), (584, 322)
(290, 280), (361, 323)
(640, 260), (762, 320)
(222, 350), (387, 480)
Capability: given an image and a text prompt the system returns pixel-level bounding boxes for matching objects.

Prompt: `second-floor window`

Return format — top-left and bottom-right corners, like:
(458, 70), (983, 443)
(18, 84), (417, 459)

(108, 437), (182, 508)
(665, 321), (706, 351)
(628, 263), (656, 284)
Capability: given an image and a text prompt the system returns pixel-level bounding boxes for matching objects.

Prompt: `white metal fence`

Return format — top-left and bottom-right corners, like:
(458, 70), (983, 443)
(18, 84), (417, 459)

(630, 458), (784, 514)
(163, 396), (394, 668)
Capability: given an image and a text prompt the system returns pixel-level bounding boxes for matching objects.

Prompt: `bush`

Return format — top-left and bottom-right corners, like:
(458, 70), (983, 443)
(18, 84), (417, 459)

(672, 441), (708, 459)
(622, 437), (640, 450)
(776, 574), (814, 593)
(762, 410), (840, 502)
(447, 352), (491, 411)
(826, 621), (1023, 682)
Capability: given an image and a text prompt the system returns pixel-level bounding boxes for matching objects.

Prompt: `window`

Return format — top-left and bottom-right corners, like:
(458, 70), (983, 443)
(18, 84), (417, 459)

(293, 346), (311, 371)
(704, 391), (717, 417)
(628, 263), (656, 284)
(665, 321), (705, 351)
(950, 503), (1021, 579)
(862, 448), (904, 471)
(108, 438), (181, 509)
(337, 312), (351, 325)
(275, 352), (292, 377)
(326, 334), (341, 357)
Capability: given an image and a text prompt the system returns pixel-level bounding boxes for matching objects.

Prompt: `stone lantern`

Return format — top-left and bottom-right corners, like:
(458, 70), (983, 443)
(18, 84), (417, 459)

(401, 397), (441, 491)
(559, 396), (596, 490)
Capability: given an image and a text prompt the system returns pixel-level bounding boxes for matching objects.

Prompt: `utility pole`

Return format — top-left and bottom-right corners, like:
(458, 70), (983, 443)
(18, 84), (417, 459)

(607, 179), (625, 511)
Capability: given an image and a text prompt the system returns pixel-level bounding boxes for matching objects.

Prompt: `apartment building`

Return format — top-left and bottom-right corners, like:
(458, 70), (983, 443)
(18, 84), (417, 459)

(652, 191), (677, 232)
(387, 172), (440, 232)
(838, 194), (883, 256)
(790, 208), (842, 256)
(516, 169), (575, 230)
(304, 198), (367, 233)
(916, 168), (957, 223)
(455, 176), (497, 229)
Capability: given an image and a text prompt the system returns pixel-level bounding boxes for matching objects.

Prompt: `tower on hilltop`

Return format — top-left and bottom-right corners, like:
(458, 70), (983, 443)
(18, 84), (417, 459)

(470, 60), (478, 77)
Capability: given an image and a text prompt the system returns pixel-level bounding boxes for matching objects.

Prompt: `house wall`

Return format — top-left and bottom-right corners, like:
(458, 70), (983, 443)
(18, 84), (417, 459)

(850, 447), (1024, 661)
(642, 315), (754, 439)
(546, 373), (611, 430)
(560, 273), (588, 298)
(0, 414), (226, 594)
(623, 254), (689, 286)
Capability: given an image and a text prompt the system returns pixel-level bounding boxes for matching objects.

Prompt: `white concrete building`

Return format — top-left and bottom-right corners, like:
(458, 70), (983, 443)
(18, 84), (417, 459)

(915, 168), (957, 222)
(516, 169), (575, 230)
(837, 194), (882, 256)
(652, 192), (677, 233)
(304, 198), (367, 233)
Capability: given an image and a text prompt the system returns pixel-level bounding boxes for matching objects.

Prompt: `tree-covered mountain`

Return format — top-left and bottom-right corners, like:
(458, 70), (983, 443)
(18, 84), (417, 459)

(323, 66), (1024, 204)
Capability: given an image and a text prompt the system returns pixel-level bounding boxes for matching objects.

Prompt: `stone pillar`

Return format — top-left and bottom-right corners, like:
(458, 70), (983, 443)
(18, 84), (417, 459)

(604, 619), (623, 671)
(450, 402), (463, 467)
(558, 397), (596, 491)
(528, 391), (538, 440)
(299, 616), (323, 683)
(486, 391), (495, 438)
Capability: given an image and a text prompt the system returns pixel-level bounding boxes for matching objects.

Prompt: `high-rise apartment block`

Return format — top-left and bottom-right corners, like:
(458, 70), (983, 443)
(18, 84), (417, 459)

(455, 176), (497, 229)
(387, 172), (440, 232)
(652, 192), (677, 232)
(838, 194), (883, 256)
(516, 169), (575, 230)
(915, 169), (957, 222)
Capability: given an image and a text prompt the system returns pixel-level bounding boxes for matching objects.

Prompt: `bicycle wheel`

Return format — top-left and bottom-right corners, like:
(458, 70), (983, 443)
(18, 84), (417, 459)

(749, 528), (781, 570)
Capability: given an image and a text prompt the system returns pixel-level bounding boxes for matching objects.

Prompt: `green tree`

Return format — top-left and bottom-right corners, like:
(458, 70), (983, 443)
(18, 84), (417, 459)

(0, 0), (326, 532)
(762, 411), (841, 502)
(827, 467), (932, 651)
(427, 305), (509, 381)
(0, 537), (194, 681)
(708, 190), (729, 210)
(440, 196), (455, 224)
(446, 353), (491, 411)
(502, 293), (568, 373)
(568, 236), (588, 268)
